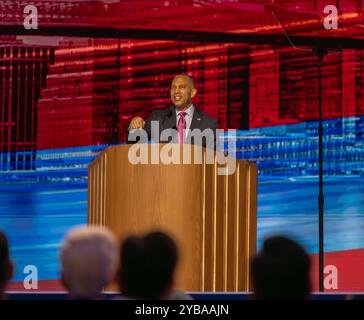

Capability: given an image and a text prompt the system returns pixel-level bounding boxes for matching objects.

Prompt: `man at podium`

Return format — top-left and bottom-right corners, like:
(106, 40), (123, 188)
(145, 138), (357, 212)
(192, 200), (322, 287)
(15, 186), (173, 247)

(128, 74), (218, 149)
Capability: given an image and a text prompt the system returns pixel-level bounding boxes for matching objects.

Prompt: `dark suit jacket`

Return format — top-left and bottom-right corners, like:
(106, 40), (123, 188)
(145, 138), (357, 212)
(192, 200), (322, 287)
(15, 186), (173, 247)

(128, 106), (219, 149)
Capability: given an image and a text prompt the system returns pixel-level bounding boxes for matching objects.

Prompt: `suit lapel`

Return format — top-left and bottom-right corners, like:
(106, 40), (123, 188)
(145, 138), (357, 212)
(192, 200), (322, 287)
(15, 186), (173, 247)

(186, 106), (203, 143)
(161, 107), (177, 143)
(162, 107), (177, 130)
(190, 106), (203, 130)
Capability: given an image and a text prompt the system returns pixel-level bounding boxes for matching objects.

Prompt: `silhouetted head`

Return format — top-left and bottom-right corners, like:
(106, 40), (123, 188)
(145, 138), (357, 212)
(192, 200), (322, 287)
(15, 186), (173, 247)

(170, 74), (197, 111)
(252, 236), (311, 300)
(0, 230), (13, 297)
(60, 226), (118, 299)
(119, 231), (178, 299)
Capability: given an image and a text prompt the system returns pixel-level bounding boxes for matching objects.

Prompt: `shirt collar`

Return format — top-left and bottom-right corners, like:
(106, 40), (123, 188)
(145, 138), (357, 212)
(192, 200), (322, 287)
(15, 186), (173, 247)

(176, 104), (195, 118)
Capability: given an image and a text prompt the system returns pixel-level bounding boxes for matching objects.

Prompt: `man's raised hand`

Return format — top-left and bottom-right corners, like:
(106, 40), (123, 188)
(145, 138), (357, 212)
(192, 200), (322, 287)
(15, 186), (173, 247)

(130, 117), (145, 129)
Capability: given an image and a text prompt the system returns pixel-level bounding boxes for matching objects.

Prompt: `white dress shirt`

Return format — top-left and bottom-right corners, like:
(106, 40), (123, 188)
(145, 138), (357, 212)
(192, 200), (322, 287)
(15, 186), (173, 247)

(176, 104), (195, 138)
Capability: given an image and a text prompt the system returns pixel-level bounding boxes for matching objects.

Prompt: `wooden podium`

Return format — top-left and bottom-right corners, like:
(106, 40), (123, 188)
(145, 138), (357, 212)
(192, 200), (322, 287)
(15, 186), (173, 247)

(88, 144), (257, 292)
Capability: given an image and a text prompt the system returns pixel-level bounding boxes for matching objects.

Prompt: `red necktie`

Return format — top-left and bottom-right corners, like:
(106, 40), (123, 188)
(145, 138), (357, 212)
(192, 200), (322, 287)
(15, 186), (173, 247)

(177, 112), (187, 144)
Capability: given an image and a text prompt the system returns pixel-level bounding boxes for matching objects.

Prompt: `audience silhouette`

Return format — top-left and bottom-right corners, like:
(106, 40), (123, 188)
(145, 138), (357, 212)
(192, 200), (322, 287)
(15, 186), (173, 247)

(251, 236), (311, 300)
(0, 230), (13, 300)
(60, 226), (118, 300)
(117, 231), (191, 300)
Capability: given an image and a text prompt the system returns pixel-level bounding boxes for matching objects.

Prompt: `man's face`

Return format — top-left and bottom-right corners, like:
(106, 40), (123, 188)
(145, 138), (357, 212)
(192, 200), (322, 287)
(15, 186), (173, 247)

(170, 76), (197, 111)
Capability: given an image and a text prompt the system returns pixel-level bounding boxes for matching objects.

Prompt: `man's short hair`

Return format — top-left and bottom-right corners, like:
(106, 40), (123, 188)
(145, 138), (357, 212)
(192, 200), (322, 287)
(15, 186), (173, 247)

(60, 226), (118, 297)
(251, 236), (311, 300)
(173, 74), (196, 88)
(119, 231), (178, 299)
(0, 231), (11, 288)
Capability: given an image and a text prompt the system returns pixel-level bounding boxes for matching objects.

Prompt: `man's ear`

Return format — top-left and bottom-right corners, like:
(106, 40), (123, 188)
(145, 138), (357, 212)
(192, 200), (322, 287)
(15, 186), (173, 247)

(191, 88), (197, 98)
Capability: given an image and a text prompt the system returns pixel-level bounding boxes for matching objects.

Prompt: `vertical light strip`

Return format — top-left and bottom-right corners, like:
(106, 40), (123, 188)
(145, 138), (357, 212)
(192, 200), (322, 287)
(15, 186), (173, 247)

(212, 154), (217, 291)
(245, 165), (251, 290)
(94, 161), (97, 225)
(235, 163), (240, 291)
(100, 157), (104, 227)
(94, 164), (98, 225)
(102, 154), (106, 226)
(31, 52), (36, 163)
(103, 153), (107, 226)
(92, 164), (96, 225)
(8, 54), (13, 158)
(90, 165), (93, 225)
(97, 159), (101, 225)
(94, 160), (98, 225)
(1, 60), (5, 168)
(100, 157), (103, 227)
(224, 164), (228, 291)
(87, 165), (92, 225)
(201, 151), (206, 291)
